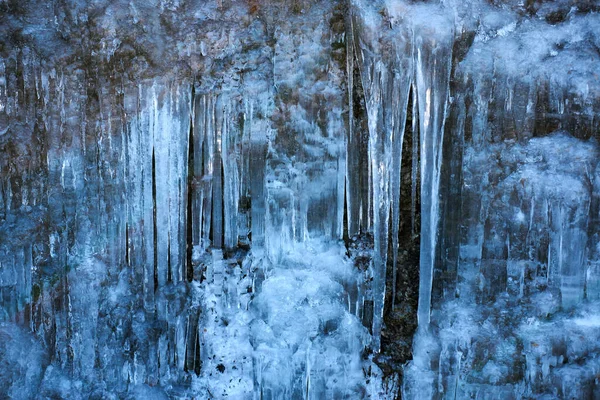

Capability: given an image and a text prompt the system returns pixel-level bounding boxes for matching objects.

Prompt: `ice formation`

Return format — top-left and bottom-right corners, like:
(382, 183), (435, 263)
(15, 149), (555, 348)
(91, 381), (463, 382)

(1, 0), (599, 398)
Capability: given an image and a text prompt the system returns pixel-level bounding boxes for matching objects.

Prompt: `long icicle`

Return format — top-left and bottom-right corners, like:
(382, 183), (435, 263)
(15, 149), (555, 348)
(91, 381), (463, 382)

(415, 20), (453, 329)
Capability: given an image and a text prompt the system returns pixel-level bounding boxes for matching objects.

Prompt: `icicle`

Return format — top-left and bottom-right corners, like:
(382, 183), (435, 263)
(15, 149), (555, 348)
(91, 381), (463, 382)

(212, 95), (224, 249)
(201, 94), (215, 249)
(171, 85), (192, 282)
(192, 91), (204, 250)
(222, 99), (241, 249)
(336, 115), (346, 240)
(414, 16), (454, 329)
(152, 84), (169, 288)
(364, 60), (392, 352)
(411, 85), (419, 237)
(346, 18), (360, 237)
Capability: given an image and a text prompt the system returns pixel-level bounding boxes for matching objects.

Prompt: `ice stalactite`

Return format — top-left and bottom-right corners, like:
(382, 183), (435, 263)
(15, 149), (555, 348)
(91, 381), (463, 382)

(192, 93), (216, 252)
(345, 32), (372, 239)
(353, 36), (392, 352)
(221, 100), (239, 250)
(413, 10), (454, 330)
(410, 85), (419, 237)
(126, 82), (191, 292)
(345, 29), (358, 238)
(191, 91), (256, 253)
(351, 0), (450, 349)
(189, 88), (271, 260)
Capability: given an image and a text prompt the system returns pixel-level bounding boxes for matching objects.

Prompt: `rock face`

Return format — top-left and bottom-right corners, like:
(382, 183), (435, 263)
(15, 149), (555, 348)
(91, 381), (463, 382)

(1, 0), (599, 398)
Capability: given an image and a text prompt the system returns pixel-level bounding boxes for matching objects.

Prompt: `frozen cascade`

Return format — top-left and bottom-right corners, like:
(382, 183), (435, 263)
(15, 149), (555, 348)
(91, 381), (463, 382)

(350, 0), (600, 398)
(401, 1), (600, 398)
(2, 0), (600, 398)
(1, 0), (389, 397)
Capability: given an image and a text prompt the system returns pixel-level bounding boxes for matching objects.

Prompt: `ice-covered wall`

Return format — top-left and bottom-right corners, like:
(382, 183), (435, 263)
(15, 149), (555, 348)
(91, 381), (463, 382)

(348, 0), (600, 398)
(0, 0), (388, 398)
(350, 0), (600, 398)
(1, 0), (600, 398)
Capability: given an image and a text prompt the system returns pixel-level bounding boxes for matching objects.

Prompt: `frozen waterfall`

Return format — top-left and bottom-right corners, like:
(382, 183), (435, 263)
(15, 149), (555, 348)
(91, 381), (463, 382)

(1, 0), (600, 398)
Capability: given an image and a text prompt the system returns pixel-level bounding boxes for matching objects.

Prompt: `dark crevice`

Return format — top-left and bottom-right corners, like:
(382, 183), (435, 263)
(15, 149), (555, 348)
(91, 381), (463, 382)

(167, 231), (172, 283)
(186, 85), (195, 282)
(125, 222), (129, 266)
(210, 155), (225, 249)
(377, 82), (420, 385)
(351, 45), (371, 236)
(152, 148), (158, 292)
(343, 179), (349, 242)
(184, 309), (202, 375)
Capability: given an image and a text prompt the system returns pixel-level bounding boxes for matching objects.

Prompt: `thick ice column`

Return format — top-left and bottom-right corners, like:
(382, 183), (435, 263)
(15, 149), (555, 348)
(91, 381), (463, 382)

(414, 14), (453, 329)
(345, 28), (360, 237)
(169, 85), (191, 283)
(144, 83), (191, 287)
(587, 163), (600, 300)
(194, 94), (215, 250)
(151, 85), (170, 288)
(221, 100), (241, 249)
(410, 85), (419, 237)
(191, 93), (204, 250)
(123, 84), (154, 307)
(135, 84), (155, 300)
